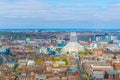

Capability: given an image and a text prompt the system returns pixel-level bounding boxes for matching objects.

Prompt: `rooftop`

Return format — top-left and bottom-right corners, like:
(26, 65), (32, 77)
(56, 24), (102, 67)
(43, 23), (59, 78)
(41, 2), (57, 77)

(106, 70), (117, 74)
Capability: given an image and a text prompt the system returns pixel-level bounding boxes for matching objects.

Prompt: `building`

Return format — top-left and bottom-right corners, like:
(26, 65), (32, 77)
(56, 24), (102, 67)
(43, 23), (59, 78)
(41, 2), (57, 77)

(0, 48), (10, 55)
(18, 75), (36, 80)
(27, 60), (35, 66)
(105, 70), (118, 79)
(62, 32), (84, 57)
(113, 63), (120, 70)
(90, 42), (98, 49)
(67, 66), (80, 80)
(70, 32), (77, 42)
(92, 71), (104, 80)
(39, 47), (48, 54)
(93, 49), (103, 57)
(90, 64), (113, 73)
(18, 59), (27, 68)
(36, 76), (46, 80)
(77, 33), (95, 41)
(5, 60), (17, 68)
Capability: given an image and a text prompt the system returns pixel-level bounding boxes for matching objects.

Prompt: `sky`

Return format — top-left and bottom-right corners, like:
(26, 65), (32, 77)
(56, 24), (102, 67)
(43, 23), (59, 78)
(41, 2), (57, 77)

(0, 0), (120, 29)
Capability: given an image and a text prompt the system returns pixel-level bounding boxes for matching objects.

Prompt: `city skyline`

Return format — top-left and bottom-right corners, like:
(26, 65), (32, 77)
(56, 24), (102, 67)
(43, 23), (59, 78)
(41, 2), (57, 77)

(0, 25), (119, 80)
(0, 0), (120, 29)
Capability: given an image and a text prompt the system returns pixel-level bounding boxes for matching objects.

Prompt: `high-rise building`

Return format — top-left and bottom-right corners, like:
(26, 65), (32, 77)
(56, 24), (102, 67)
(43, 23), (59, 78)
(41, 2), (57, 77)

(77, 33), (95, 41)
(70, 32), (77, 42)
(111, 35), (117, 41)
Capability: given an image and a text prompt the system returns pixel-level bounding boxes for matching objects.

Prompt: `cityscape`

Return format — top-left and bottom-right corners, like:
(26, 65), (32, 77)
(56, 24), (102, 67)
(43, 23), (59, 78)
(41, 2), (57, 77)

(0, 29), (119, 80)
(0, 0), (120, 80)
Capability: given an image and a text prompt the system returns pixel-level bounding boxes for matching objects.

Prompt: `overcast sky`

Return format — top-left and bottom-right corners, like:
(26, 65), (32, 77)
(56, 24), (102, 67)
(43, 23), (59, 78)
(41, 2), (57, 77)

(0, 0), (120, 29)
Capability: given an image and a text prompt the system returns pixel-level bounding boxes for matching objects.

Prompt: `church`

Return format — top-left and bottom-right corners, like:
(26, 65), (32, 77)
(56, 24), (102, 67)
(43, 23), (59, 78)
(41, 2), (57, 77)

(62, 32), (84, 57)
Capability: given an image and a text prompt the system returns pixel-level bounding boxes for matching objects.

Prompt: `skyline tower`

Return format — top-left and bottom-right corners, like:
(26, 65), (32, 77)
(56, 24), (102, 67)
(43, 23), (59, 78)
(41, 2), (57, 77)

(70, 32), (77, 42)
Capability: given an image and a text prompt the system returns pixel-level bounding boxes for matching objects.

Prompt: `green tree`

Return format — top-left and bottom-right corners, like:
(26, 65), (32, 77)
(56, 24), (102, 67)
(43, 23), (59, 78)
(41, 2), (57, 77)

(54, 57), (60, 61)
(87, 76), (92, 80)
(78, 51), (84, 55)
(113, 56), (116, 59)
(14, 64), (18, 69)
(62, 58), (68, 65)
(56, 48), (62, 53)
(0, 45), (2, 48)
(66, 51), (69, 54)
(89, 51), (93, 55)
(28, 51), (35, 54)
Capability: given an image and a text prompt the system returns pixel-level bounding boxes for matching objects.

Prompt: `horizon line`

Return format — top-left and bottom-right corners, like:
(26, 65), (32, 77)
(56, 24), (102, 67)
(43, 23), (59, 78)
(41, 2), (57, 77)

(0, 28), (119, 30)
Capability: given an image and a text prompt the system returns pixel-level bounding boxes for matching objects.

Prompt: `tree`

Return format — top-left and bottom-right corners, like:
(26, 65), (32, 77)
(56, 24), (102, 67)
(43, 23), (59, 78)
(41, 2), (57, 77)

(113, 56), (116, 59)
(14, 64), (18, 69)
(53, 57), (60, 61)
(87, 76), (92, 80)
(56, 48), (62, 53)
(88, 51), (93, 55)
(34, 57), (45, 65)
(28, 50), (35, 54)
(85, 48), (88, 52)
(78, 51), (84, 55)
(62, 58), (68, 65)
(66, 51), (69, 54)
(78, 50), (93, 56)
(0, 45), (2, 48)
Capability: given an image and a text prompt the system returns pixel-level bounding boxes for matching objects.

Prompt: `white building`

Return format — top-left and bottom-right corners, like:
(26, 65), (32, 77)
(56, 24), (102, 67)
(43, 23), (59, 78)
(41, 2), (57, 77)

(27, 60), (35, 66)
(92, 71), (104, 79)
(90, 42), (98, 49)
(6, 61), (17, 68)
(62, 32), (84, 54)
(39, 47), (48, 54)
(111, 35), (117, 41)
(18, 59), (27, 68)
(62, 32), (84, 59)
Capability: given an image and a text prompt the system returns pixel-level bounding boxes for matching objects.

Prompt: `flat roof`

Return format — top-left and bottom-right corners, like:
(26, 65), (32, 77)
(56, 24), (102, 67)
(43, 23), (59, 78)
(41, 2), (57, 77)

(106, 70), (117, 74)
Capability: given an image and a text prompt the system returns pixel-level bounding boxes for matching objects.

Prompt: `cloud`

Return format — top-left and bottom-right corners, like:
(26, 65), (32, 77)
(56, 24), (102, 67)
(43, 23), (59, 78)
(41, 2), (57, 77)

(0, 0), (120, 29)
(0, 0), (119, 21)
(94, 3), (120, 21)
(0, 0), (119, 20)
(0, 0), (54, 18)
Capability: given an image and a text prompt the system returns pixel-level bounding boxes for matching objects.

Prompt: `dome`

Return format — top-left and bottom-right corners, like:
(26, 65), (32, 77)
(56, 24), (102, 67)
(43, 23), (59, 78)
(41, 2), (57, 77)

(62, 42), (84, 53)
